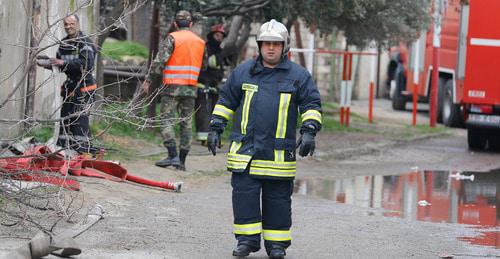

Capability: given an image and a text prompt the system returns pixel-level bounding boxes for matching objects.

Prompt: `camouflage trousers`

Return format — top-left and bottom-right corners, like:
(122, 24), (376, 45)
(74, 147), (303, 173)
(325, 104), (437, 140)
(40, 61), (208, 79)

(160, 95), (195, 151)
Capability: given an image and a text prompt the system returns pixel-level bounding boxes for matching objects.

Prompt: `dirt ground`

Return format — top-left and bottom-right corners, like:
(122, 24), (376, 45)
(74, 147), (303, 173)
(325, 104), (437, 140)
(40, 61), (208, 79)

(2, 99), (500, 258)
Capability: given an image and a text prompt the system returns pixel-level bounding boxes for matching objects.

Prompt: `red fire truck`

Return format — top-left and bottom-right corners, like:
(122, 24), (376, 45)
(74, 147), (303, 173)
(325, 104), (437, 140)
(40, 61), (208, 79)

(391, 0), (500, 149)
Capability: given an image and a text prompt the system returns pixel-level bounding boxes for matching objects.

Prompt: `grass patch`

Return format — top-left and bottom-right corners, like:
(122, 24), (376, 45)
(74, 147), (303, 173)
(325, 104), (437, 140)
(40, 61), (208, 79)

(101, 40), (149, 61)
(320, 108), (374, 133)
(92, 121), (160, 143)
(91, 119), (162, 161)
(30, 126), (54, 143)
(401, 124), (449, 138)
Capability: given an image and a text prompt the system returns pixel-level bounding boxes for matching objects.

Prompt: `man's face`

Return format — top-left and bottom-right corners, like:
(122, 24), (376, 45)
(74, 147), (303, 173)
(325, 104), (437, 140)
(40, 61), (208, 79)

(63, 16), (79, 38)
(260, 41), (283, 68)
(213, 32), (225, 43)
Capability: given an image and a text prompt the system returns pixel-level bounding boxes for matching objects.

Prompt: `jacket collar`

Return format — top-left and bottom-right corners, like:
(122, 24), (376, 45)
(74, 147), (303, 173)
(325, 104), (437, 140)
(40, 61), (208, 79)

(252, 56), (291, 74)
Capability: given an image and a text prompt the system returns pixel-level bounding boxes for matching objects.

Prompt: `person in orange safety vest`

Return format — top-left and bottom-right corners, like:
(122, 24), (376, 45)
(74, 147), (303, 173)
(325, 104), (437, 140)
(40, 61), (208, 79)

(146, 10), (206, 171)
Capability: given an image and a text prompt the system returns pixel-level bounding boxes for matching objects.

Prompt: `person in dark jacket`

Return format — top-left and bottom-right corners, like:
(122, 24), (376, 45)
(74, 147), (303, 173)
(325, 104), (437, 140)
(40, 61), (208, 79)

(195, 23), (226, 144)
(40, 14), (96, 153)
(207, 19), (322, 259)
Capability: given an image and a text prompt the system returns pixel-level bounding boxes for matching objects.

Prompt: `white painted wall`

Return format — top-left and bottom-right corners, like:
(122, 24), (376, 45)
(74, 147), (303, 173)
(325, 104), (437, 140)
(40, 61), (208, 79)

(0, 0), (32, 138)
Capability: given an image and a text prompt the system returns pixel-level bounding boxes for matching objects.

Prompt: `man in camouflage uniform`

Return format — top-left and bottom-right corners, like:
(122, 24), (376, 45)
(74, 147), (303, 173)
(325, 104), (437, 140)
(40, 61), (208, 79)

(147, 10), (206, 171)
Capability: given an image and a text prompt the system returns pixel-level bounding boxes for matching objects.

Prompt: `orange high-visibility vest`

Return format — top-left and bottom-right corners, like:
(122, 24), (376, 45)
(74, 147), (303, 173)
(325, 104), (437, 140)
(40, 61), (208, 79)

(163, 30), (205, 86)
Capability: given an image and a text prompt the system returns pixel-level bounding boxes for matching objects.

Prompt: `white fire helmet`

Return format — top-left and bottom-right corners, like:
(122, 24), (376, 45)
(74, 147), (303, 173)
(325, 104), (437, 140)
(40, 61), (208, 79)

(256, 19), (290, 57)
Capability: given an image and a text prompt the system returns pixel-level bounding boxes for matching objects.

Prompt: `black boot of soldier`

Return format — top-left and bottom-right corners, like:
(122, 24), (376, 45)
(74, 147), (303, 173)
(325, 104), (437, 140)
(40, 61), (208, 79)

(155, 146), (180, 168)
(175, 149), (189, 171)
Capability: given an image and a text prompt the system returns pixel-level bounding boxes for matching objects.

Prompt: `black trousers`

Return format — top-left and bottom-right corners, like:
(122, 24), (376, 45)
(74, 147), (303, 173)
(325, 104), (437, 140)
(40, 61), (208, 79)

(194, 90), (218, 141)
(57, 93), (93, 151)
(231, 171), (293, 250)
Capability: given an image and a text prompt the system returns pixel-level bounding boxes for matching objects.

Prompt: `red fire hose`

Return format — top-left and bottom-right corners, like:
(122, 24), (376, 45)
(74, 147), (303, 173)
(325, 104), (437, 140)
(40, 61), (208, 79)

(0, 146), (182, 192)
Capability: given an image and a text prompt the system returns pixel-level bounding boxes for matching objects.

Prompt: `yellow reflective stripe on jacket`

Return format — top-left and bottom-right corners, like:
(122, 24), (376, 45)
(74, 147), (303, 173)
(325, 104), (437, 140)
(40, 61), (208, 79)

(249, 169), (295, 177)
(230, 141), (242, 154)
(274, 150), (285, 162)
(213, 104), (234, 120)
(227, 148), (251, 170)
(249, 159), (296, 177)
(249, 169), (295, 178)
(234, 222), (262, 235)
(275, 93), (291, 138)
(241, 90), (255, 135)
(301, 109), (322, 124)
(263, 229), (291, 241)
(208, 55), (218, 69)
(228, 153), (251, 162)
(228, 161), (250, 170)
(251, 160), (296, 169)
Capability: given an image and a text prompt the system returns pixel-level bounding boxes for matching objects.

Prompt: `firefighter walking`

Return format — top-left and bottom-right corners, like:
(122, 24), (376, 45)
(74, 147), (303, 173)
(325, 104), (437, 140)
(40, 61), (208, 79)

(147, 10), (205, 171)
(207, 19), (322, 258)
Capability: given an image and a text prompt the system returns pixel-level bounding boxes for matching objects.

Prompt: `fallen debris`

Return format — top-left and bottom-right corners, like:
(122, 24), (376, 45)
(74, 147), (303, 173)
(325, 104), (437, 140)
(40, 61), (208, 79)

(3, 204), (104, 259)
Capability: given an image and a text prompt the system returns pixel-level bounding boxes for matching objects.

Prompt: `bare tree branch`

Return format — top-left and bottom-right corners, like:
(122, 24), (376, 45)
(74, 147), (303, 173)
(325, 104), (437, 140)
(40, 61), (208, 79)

(202, 0), (271, 16)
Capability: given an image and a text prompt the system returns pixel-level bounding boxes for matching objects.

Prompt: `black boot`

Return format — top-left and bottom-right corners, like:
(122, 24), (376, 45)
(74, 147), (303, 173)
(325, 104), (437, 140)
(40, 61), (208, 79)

(266, 244), (286, 259)
(232, 244), (259, 257)
(268, 247), (286, 259)
(175, 149), (189, 171)
(155, 146), (180, 168)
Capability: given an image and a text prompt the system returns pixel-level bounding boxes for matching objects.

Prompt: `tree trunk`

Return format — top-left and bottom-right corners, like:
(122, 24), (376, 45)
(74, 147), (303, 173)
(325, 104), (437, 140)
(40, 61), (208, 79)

(146, 0), (160, 124)
(293, 20), (306, 68)
(24, 0), (40, 132)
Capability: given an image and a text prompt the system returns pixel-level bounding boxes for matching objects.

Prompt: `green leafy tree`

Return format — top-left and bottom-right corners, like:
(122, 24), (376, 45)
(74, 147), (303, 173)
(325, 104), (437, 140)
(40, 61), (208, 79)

(263, 0), (431, 47)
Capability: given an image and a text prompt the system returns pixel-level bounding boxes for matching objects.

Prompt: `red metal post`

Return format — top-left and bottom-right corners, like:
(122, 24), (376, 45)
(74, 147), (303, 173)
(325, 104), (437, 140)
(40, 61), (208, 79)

(340, 53), (348, 126)
(346, 53), (353, 127)
(369, 47), (377, 124)
(430, 48), (439, 128)
(369, 81), (374, 123)
(412, 82), (418, 126)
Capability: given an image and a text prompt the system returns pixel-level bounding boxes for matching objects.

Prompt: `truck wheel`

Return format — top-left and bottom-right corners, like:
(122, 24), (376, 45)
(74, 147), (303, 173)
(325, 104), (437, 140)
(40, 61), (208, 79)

(468, 127), (486, 150)
(392, 91), (406, 110)
(391, 69), (406, 110)
(488, 130), (500, 151)
(442, 80), (463, 127)
(437, 78), (446, 123)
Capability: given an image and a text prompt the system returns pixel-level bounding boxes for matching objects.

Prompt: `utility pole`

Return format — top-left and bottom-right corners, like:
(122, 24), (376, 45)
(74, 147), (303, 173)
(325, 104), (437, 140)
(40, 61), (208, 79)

(430, 0), (443, 127)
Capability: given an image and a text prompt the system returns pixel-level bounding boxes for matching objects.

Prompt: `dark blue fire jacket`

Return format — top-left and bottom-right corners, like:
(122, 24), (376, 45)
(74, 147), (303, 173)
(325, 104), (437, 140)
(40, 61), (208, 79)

(212, 56), (322, 180)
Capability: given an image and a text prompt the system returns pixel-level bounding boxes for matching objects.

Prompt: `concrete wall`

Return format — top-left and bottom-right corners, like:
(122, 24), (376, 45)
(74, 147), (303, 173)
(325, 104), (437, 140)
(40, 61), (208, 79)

(0, 0), (99, 139)
(128, 2), (153, 47)
(0, 0), (32, 138)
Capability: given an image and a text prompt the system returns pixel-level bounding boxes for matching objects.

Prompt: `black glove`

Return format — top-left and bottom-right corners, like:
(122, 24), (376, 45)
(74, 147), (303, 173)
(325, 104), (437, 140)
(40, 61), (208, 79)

(297, 132), (315, 157)
(207, 131), (221, 156)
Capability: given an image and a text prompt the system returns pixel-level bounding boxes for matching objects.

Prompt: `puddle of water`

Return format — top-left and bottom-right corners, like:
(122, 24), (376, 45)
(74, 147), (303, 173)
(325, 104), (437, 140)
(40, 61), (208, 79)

(294, 169), (500, 248)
